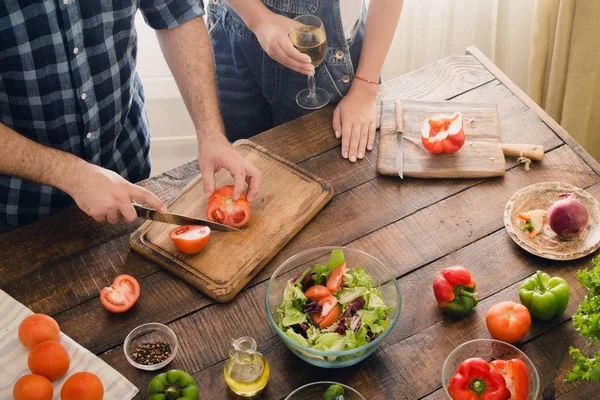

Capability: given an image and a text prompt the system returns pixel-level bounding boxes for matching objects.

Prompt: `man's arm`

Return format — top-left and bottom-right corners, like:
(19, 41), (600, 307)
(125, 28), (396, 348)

(0, 123), (166, 223)
(333, 0), (403, 162)
(156, 17), (261, 202)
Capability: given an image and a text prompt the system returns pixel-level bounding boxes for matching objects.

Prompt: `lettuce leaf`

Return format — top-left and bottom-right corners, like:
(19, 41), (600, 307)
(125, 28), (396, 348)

(281, 307), (307, 327)
(313, 263), (331, 286)
(343, 267), (373, 288)
(313, 333), (346, 352)
(285, 328), (310, 347)
(337, 287), (368, 304)
(327, 249), (345, 269)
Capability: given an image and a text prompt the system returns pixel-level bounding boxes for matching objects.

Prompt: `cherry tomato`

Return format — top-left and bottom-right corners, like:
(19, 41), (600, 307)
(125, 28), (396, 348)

(28, 341), (70, 381)
(326, 262), (347, 293)
(312, 295), (340, 328)
(13, 374), (53, 400)
(18, 314), (60, 350)
(206, 185), (251, 228)
(486, 301), (532, 343)
(61, 372), (104, 400)
(100, 274), (140, 313)
(304, 285), (332, 301)
(169, 225), (211, 254)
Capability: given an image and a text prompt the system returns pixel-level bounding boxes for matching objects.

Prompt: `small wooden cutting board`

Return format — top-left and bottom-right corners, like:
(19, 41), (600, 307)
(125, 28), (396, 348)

(377, 99), (506, 178)
(130, 140), (334, 302)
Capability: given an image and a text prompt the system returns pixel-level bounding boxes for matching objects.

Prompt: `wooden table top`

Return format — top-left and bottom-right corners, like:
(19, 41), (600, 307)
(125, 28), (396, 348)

(2, 46), (599, 400)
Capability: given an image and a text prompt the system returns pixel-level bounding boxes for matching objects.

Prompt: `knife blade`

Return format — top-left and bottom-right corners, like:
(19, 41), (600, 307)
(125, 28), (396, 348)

(133, 203), (239, 232)
(395, 100), (404, 179)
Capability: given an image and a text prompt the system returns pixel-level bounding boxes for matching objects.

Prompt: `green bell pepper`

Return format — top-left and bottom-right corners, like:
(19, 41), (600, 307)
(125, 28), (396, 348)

(148, 369), (199, 400)
(323, 384), (345, 400)
(519, 270), (569, 320)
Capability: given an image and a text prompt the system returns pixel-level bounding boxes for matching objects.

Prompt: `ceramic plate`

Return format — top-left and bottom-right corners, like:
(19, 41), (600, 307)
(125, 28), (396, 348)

(504, 182), (600, 260)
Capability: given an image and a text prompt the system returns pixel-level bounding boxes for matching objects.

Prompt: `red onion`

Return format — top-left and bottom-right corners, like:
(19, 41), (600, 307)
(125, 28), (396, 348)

(548, 193), (589, 237)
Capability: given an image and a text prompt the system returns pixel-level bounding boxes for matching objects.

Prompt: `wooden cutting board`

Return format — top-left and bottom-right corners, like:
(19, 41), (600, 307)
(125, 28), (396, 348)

(130, 140), (334, 302)
(377, 99), (507, 178)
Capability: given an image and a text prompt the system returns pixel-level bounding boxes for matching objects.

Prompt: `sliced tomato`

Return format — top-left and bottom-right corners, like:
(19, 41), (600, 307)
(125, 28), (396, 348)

(304, 285), (332, 301)
(326, 262), (347, 293)
(169, 225), (211, 254)
(206, 185), (251, 229)
(100, 274), (140, 313)
(312, 295), (340, 328)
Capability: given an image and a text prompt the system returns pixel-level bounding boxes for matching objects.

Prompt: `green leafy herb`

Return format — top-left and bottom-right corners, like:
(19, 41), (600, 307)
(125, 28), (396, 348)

(566, 255), (600, 383)
(522, 220), (534, 232)
(565, 347), (600, 383)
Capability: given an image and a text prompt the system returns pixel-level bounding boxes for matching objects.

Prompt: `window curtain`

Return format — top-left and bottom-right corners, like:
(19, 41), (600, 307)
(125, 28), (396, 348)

(381, 0), (535, 91)
(527, 0), (600, 160)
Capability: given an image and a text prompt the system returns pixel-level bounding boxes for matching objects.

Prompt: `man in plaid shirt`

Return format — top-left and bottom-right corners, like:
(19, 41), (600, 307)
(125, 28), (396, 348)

(0, 0), (260, 232)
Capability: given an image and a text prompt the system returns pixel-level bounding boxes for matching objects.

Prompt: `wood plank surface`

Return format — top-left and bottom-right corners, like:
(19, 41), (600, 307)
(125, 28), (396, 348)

(94, 146), (600, 396)
(2, 49), (599, 400)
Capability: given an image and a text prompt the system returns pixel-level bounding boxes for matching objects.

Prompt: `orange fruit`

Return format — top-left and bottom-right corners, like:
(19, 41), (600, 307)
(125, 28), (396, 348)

(13, 374), (53, 400)
(61, 372), (104, 400)
(18, 314), (60, 349)
(28, 340), (70, 381)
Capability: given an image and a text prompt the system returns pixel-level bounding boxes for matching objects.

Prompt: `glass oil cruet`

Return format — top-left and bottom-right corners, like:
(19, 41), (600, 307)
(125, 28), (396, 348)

(223, 336), (270, 397)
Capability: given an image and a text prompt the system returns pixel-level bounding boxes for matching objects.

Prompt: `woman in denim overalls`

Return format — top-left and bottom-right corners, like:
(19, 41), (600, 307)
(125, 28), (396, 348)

(207, 0), (403, 163)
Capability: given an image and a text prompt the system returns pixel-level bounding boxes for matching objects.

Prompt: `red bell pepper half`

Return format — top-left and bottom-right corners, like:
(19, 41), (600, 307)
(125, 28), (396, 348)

(449, 357), (510, 400)
(421, 112), (465, 154)
(433, 266), (479, 318)
(489, 359), (529, 400)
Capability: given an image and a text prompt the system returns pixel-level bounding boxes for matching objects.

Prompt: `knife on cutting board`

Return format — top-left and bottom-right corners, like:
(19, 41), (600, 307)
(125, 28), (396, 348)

(133, 203), (239, 232)
(393, 100), (545, 178)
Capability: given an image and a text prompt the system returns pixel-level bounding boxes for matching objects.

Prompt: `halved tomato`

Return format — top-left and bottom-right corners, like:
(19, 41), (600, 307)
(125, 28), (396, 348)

(312, 295), (340, 328)
(304, 285), (332, 301)
(169, 225), (211, 254)
(100, 274), (140, 313)
(326, 262), (347, 293)
(206, 185), (251, 229)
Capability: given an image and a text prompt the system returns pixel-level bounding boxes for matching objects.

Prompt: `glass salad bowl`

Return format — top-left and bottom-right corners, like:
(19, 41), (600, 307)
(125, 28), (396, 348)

(442, 339), (540, 399)
(265, 246), (401, 368)
(285, 381), (366, 400)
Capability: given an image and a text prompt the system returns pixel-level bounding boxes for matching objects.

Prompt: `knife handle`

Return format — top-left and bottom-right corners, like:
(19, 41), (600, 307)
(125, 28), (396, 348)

(501, 143), (544, 161)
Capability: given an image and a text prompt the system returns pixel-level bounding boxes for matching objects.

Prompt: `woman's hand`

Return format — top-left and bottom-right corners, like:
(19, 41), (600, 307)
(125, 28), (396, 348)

(250, 12), (314, 75)
(333, 80), (378, 162)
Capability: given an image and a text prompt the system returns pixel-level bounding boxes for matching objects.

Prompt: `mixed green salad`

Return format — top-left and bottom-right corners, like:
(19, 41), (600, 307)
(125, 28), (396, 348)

(277, 250), (391, 351)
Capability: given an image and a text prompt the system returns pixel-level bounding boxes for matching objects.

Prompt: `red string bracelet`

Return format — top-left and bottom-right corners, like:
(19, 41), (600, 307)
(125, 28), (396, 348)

(354, 75), (378, 85)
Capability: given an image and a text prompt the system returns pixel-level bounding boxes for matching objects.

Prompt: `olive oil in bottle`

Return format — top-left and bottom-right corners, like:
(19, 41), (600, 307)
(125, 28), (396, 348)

(224, 336), (270, 397)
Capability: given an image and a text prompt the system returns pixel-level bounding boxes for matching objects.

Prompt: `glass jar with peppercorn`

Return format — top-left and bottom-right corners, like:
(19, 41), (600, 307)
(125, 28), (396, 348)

(124, 323), (179, 371)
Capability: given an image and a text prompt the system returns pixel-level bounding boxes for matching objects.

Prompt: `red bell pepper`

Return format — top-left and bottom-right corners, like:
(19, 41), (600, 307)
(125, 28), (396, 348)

(449, 357), (510, 400)
(489, 359), (529, 400)
(421, 112), (465, 153)
(433, 266), (479, 318)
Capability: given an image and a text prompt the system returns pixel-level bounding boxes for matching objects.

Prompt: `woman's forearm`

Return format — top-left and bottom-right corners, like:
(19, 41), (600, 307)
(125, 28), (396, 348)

(354, 0), (404, 83)
(224, 0), (272, 32)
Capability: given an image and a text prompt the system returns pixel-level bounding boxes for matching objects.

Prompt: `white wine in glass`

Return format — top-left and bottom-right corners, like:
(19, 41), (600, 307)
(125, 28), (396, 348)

(290, 15), (330, 110)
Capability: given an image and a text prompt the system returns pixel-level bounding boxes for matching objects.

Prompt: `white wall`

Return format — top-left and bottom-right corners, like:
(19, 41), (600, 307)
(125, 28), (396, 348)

(136, 0), (536, 175)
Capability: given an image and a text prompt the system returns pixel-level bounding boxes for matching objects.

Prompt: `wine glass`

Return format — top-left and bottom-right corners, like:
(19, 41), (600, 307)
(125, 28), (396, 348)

(289, 15), (330, 110)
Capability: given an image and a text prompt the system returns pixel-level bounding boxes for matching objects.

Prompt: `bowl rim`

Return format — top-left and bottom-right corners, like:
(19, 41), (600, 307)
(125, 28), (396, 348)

(123, 322), (179, 371)
(265, 246), (402, 357)
(284, 381), (366, 400)
(442, 338), (540, 398)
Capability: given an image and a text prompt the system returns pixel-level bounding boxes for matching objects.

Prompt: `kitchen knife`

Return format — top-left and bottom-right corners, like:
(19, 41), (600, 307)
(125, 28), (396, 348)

(133, 203), (239, 232)
(395, 100), (404, 179)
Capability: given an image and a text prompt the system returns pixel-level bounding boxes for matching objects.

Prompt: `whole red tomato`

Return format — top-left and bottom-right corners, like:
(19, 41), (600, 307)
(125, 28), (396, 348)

(61, 372), (104, 400)
(486, 301), (531, 343)
(206, 185), (251, 228)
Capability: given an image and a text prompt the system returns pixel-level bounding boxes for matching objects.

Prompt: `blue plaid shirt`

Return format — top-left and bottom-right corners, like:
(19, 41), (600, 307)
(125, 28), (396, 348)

(0, 0), (204, 228)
